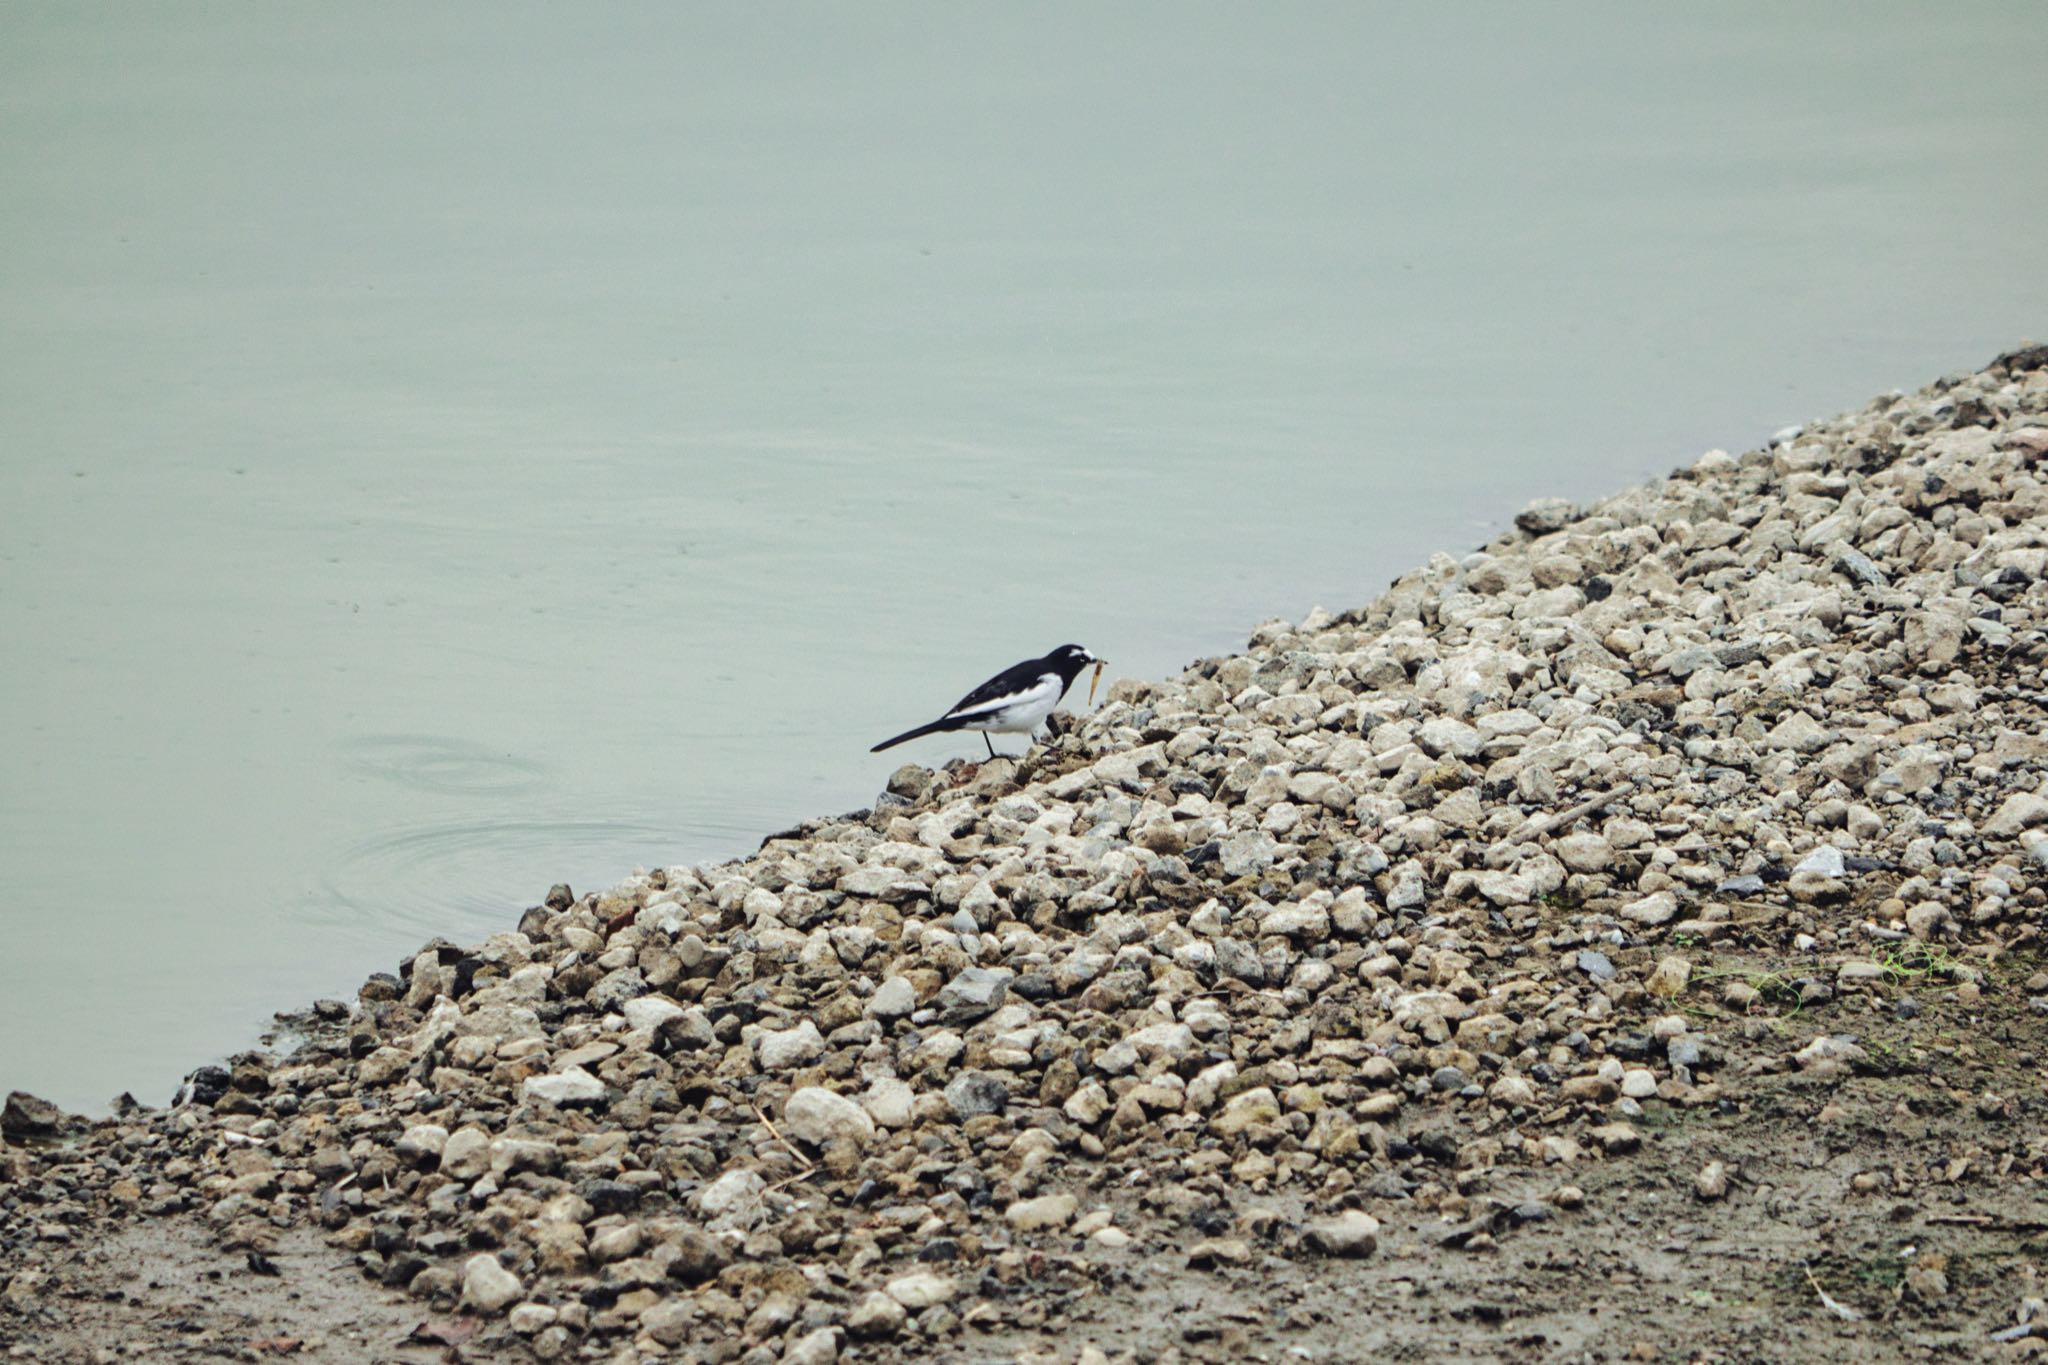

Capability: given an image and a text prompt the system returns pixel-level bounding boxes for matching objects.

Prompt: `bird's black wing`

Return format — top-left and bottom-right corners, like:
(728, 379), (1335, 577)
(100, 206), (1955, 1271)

(945, 656), (1055, 717)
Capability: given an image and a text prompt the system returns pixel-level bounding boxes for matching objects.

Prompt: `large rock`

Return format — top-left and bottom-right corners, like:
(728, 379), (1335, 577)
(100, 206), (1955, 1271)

(1, 1091), (62, 1137)
(1305, 1209), (1380, 1258)
(885, 1271), (958, 1309)
(699, 1168), (766, 1222)
(782, 1087), (875, 1149)
(943, 1070), (1008, 1118)
(866, 976), (918, 1019)
(935, 966), (1011, 1022)
(522, 1067), (605, 1107)
(459, 1253), (523, 1313)
(756, 1019), (825, 1070)
(1004, 1193), (1078, 1231)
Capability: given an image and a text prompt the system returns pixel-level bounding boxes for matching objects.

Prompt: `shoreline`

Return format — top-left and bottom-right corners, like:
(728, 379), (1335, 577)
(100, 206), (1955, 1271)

(6, 346), (2048, 1361)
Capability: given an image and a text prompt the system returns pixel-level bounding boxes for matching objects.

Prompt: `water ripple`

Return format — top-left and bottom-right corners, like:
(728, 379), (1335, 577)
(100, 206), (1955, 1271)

(343, 734), (550, 797)
(307, 816), (683, 950)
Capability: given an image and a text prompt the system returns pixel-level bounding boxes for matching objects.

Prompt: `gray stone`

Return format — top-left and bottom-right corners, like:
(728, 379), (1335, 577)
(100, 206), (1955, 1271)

(866, 975), (918, 1020)
(699, 1168), (766, 1222)
(1792, 1035), (1867, 1077)
(943, 1070), (1008, 1119)
(1985, 793), (2048, 838)
(935, 966), (1011, 1022)
(1515, 497), (1579, 535)
(1621, 891), (1678, 926)
(1793, 845), (1846, 878)
(586, 966), (648, 1012)
(846, 1289), (907, 1339)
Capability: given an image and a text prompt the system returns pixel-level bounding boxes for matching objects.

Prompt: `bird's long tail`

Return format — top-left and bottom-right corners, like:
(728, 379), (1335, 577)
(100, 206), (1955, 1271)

(870, 718), (956, 753)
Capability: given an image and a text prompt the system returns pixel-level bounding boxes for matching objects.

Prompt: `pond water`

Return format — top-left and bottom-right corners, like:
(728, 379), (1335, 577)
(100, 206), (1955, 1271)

(3, 5), (2044, 1111)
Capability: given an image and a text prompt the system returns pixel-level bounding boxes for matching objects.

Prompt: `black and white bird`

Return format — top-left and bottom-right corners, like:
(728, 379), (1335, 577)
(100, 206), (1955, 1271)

(871, 644), (1104, 759)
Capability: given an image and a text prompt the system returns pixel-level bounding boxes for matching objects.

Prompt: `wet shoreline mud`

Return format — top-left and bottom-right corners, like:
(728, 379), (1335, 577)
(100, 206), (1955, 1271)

(7, 346), (2048, 1362)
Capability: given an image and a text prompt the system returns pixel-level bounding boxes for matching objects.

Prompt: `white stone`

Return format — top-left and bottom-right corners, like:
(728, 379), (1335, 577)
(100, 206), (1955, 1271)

(522, 1067), (605, 1106)
(782, 1087), (875, 1149)
(885, 1271), (958, 1309)
(459, 1253), (523, 1313)
(622, 995), (686, 1033)
(860, 1077), (916, 1128)
(860, 978), (917, 1019)
(699, 1167), (766, 1221)
(756, 1019), (825, 1070)
(1004, 1193), (1078, 1231)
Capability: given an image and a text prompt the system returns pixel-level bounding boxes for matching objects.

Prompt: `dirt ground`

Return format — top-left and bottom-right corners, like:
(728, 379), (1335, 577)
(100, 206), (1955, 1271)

(8, 938), (2045, 1365)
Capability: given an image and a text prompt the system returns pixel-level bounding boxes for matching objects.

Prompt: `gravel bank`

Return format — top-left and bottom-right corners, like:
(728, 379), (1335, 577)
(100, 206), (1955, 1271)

(8, 347), (2048, 1363)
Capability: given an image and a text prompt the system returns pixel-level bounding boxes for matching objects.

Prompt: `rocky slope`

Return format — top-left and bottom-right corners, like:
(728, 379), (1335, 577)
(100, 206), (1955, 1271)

(6, 347), (2048, 1363)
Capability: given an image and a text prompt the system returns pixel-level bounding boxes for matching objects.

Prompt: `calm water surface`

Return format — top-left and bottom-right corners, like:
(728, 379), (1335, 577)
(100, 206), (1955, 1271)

(3, 6), (2045, 1110)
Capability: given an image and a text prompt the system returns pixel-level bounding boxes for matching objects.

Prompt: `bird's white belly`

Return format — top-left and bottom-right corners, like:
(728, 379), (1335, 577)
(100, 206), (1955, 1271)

(961, 703), (1051, 735)
(947, 674), (1060, 734)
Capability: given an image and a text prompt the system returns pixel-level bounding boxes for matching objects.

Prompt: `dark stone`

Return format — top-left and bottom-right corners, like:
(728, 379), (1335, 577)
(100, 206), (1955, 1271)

(1, 1091), (63, 1137)
(380, 1254), (428, 1287)
(1214, 938), (1267, 986)
(400, 938), (464, 978)
(935, 967), (1010, 1024)
(1008, 972), (1056, 1001)
(943, 1071), (1009, 1119)
(587, 967), (649, 1013)
(667, 1225), (731, 1284)
(174, 1066), (232, 1108)
(1360, 1171), (1415, 1200)
(579, 1179), (641, 1216)
(358, 972), (402, 1003)
(545, 883), (575, 910)
(1414, 1130), (1461, 1165)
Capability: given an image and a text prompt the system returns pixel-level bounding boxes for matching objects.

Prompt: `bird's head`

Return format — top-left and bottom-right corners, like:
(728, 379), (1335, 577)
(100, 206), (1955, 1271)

(1047, 644), (1105, 703)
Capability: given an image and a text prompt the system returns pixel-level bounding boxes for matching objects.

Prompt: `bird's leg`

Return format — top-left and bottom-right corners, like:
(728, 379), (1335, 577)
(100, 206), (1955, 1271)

(982, 734), (996, 760)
